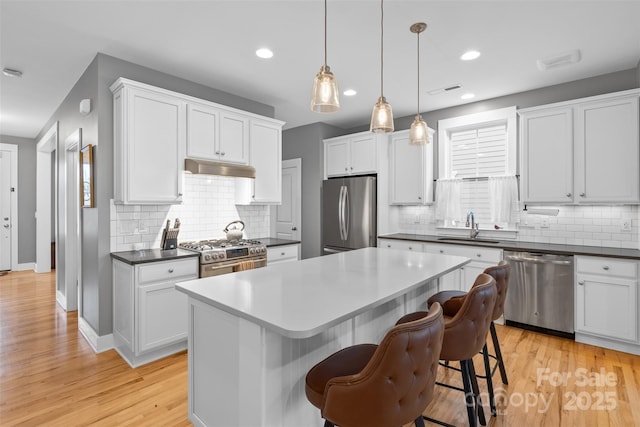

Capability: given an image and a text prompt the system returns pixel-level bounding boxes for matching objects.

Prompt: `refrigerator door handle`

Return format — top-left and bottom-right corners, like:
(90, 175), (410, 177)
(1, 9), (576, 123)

(338, 185), (346, 240)
(344, 186), (350, 240)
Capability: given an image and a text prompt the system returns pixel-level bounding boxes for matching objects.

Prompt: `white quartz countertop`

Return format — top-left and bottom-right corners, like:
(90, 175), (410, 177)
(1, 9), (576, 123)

(176, 247), (470, 338)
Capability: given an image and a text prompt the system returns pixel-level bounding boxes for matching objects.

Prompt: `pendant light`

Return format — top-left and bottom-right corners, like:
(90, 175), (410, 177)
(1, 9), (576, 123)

(370, 0), (394, 133)
(409, 22), (429, 145)
(310, 0), (340, 113)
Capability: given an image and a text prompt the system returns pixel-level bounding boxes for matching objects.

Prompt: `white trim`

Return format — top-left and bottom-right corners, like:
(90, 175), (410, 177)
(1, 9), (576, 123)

(78, 316), (114, 353)
(518, 88), (640, 115)
(14, 262), (35, 271)
(0, 143), (18, 271)
(35, 122), (58, 273)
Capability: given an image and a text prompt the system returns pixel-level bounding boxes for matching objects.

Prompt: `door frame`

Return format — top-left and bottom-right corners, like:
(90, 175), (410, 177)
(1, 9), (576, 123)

(0, 143), (18, 271)
(35, 122), (58, 273)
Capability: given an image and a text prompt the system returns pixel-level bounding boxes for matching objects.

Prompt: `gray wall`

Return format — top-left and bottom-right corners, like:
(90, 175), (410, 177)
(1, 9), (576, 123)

(0, 135), (36, 264)
(34, 53), (276, 337)
(637, 60), (640, 86)
(282, 123), (342, 259)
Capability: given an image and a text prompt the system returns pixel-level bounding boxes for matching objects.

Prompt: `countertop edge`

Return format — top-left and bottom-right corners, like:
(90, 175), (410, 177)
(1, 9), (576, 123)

(378, 233), (640, 260)
(110, 249), (199, 265)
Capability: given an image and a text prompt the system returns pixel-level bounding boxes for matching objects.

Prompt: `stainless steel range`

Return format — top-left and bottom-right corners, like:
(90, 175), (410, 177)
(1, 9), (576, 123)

(179, 239), (267, 277)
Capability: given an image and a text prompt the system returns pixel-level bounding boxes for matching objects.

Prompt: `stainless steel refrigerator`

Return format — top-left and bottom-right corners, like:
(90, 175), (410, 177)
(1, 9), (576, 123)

(322, 176), (377, 254)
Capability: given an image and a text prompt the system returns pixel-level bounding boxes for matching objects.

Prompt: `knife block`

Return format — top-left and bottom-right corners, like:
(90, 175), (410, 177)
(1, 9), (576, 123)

(161, 228), (179, 250)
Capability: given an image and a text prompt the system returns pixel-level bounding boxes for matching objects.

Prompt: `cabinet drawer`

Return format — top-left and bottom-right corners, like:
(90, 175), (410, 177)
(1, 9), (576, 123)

(576, 256), (637, 279)
(267, 245), (299, 263)
(137, 258), (198, 284)
(423, 243), (502, 264)
(378, 239), (423, 252)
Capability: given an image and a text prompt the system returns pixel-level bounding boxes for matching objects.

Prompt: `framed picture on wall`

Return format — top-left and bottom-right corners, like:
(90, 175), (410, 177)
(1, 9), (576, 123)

(80, 144), (94, 208)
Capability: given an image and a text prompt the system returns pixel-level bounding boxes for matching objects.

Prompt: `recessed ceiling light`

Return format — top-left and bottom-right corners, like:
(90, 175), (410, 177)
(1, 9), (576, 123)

(2, 68), (23, 78)
(255, 48), (273, 59)
(460, 50), (480, 61)
(343, 89), (357, 96)
(461, 93), (475, 100)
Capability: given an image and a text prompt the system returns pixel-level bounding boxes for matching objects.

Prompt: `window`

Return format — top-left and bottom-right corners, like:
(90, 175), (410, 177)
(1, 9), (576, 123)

(438, 107), (517, 228)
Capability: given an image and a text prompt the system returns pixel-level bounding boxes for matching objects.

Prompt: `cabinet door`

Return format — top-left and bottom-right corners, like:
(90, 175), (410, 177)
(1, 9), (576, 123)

(575, 275), (637, 342)
(187, 102), (218, 160)
(219, 111), (249, 164)
(325, 139), (350, 177)
(519, 107), (573, 203)
(460, 261), (493, 293)
(250, 120), (282, 203)
(126, 88), (185, 204)
(137, 282), (188, 353)
(575, 96), (640, 203)
(390, 132), (425, 204)
(350, 135), (377, 175)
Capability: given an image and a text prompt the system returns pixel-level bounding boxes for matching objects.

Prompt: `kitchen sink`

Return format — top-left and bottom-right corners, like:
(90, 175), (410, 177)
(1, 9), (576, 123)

(436, 237), (501, 244)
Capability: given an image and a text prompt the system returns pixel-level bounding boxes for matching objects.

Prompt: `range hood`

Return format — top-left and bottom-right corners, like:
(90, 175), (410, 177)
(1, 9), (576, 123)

(184, 158), (255, 179)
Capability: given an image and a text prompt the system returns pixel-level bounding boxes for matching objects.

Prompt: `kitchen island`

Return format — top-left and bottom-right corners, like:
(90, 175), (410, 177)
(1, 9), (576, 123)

(176, 247), (470, 427)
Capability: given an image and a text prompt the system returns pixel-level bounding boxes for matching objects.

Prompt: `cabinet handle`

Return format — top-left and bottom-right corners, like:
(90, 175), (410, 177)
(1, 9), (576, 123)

(291, 227), (297, 231)
(281, 252), (285, 256)
(350, 166), (353, 170)
(215, 151), (220, 155)
(418, 196), (422, 200)
(580, 192), (585, 197)
(602, 266), (610, 271)
(344, 167), (348, 171)
(387, 244), (391, 248)
(178, 193), (183, 197)
(578, 280), (585, 285)
(221, 152), (226, 156)
(476, 253), (482, 258)
(408, 247), (413, 250)
(439, 250), (444, 254)
(168, 268), (174, 273)
(566, 193), (572, 198)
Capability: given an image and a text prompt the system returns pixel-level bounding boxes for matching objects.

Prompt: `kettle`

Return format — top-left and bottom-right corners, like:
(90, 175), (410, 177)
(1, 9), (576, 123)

(223, 220), (245, 240)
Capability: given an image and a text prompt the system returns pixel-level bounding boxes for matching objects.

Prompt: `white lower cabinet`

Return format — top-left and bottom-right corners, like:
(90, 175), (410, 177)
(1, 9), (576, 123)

(113, 257), (198, 367)
(575, 256), (639, 353)
(267, 244), (300, 265)
(423, 243), (502, 292)
(378, 238), (423, 252)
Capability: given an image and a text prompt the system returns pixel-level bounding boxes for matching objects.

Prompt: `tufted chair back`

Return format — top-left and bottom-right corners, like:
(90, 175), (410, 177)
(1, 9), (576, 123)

(483, 261), (510, 321)
(439, 273), (497, 362)
(321, 304), (445, 427)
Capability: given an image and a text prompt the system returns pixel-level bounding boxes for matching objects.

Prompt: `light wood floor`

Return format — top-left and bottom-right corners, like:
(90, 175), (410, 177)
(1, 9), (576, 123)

(1, 270), (639, 426)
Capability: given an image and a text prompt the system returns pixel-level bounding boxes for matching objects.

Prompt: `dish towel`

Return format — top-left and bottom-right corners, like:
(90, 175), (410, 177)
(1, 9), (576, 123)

(235, 260), (256, 271)
(435, 178), (463, 222)
(488, 175), (519, 223)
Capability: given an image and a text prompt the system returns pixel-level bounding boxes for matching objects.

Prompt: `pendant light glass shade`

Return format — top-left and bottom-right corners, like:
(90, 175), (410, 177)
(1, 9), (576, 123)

(311, 65), (340, 112)
(409, 22), (430, 145)
(370, 96), (394, 133)
(310, 0), (340, 113)
(370, 0), (394, 133)
(409, 114), (429, 145)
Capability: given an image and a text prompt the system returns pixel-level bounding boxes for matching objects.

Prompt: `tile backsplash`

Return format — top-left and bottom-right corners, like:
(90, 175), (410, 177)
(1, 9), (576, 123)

(110, 174), (270, 252)
(394, 205), (639, 249)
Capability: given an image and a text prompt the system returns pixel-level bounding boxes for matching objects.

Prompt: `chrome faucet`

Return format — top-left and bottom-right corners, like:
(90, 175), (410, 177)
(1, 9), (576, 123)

(466, 211), (480, 239)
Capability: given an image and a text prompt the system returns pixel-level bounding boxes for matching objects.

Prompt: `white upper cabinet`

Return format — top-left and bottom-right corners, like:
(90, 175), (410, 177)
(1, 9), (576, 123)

(575, 95), (639, 203)
(187, 103), (249, 164)
(389, 129), (434, 205)
(111, 78), (185, 205)
(324, 132), (377, 178)
(236, 118), (284, 204)
(519, 89), (640, 204)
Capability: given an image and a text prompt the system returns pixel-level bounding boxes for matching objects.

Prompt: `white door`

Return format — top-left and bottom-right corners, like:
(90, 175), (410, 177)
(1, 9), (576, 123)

(274, 159), (301, 241)
(0, 147), (13, 271)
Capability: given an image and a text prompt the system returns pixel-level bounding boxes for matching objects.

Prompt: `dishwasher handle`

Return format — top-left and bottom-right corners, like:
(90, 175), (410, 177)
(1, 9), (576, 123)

(505, 255), (573, 265)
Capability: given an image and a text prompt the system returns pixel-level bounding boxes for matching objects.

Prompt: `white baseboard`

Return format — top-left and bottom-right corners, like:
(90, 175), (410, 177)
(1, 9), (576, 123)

(14, 262), (35, 271)
(78, 316), (114, 353)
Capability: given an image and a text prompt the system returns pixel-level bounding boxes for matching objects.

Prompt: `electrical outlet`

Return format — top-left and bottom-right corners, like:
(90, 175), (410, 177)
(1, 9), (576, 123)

(621, 219), (632, 231)
(540, 218), (549, 228)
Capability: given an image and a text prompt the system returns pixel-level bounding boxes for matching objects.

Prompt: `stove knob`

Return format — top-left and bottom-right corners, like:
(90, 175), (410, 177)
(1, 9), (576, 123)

(261, 247), (266, 253)
(217, 253), (224, 259)
(204, 254), (211, 261)
(249, 248), (255, 255)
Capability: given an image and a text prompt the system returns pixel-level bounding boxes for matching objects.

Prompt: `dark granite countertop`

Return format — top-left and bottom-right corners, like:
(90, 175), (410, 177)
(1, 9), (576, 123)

(259, 238), (301, 247)
(379, 233), (640, 260)
(110, 248), (199, 265)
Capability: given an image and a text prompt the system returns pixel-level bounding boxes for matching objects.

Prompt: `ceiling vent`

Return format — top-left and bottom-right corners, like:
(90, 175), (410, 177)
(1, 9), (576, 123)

(537, 49), (581, 71)
(428, 84), (462, 95)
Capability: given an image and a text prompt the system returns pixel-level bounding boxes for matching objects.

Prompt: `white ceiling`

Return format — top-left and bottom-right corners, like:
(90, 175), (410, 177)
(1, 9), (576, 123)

(1, 0), (639, 139)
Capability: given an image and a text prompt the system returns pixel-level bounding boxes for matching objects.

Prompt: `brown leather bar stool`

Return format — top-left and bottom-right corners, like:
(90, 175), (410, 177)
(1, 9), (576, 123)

(427, 261), (511, 416)
(305, 303), (445, 427)
(401, 273), (497, 427)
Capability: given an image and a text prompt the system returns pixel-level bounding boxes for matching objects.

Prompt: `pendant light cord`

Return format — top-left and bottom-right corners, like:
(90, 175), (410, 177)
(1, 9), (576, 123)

(416, 27), (420, 115)
(380, 0), (384, 98)
(324, 0), (327, 67)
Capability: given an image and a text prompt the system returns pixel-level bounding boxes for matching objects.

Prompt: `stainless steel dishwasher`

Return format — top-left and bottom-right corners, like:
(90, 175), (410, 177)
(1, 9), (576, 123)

(503, 251), (574, 338)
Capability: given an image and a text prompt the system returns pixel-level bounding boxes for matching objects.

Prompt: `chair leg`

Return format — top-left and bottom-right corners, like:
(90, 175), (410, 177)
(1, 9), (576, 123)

(323, 420), (335, 427)
(482, 343), (496, 416)
(467, 359), (486, 426)
(460, 360), (478, 427)
(490, 322), (508, 385)
(414, 415), (426, 427)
